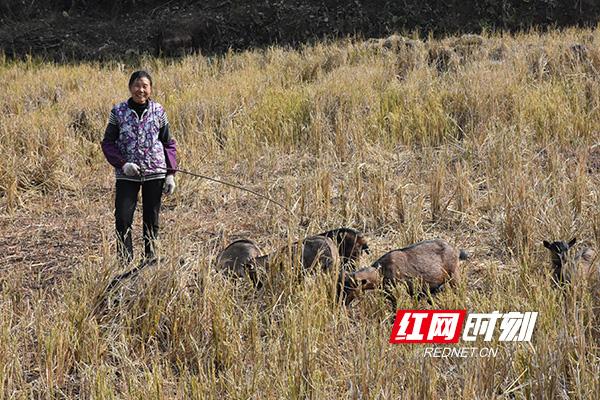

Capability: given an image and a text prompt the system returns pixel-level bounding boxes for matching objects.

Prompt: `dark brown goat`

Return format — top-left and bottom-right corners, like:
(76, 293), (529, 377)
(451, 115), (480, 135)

(216, 235), (340, 288)
(543, 238), (598, 285)
(319, 227), (370, 268)
(215, 239), (262, 282)
(342, 239), (468, 307)
(255, 235), (340, 275)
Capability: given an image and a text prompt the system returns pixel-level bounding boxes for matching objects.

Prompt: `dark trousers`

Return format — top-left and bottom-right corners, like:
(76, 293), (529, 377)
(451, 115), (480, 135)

(115, 178), (164, 263)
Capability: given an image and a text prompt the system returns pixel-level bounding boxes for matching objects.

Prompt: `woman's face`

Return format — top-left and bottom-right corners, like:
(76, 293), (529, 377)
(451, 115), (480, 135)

(129, 77), (152, 104)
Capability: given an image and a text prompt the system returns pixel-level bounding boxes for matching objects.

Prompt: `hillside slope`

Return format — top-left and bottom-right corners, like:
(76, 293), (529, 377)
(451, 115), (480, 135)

(1, 0), (599, 60)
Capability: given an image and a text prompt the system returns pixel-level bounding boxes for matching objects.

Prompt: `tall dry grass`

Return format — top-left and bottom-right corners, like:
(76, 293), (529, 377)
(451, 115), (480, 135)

(0, 27), (599, 398)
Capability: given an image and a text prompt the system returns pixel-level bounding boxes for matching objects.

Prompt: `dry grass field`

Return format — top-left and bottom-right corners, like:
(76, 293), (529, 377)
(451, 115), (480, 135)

(0, 27), (599, 398)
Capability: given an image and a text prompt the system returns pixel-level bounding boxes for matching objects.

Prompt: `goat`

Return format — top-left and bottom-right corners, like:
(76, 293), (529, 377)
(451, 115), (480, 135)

(217, 235), (340, 287)
(338, 266), (381, 305)
(215, 239), (262, 283)
(255, 235), (339, 273)
(542, 238), (597, 285)
(250, 235), (340, 290)
(297, 235), (340, 273)
(342, 239), (468, 308)
(319, 227), (370, 269)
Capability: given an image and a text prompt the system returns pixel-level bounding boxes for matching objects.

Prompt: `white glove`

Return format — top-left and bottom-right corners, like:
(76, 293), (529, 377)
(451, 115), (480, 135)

(163, 175), (176, 195)
(122, 162), (140, 176)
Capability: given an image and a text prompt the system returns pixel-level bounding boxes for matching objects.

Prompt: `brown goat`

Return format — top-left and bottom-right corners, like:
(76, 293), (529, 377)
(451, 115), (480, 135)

(215, 239), (262, 283)
(319, 227), (370, 268)
(255, 235), (340, 274)
(339, 266), (381, 305)
(343, 239), (467, 307)
(543, 238), (598, 285)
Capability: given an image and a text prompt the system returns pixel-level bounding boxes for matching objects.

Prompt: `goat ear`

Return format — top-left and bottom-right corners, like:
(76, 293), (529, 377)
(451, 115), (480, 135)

(568, 238), (577, 248)
(543, 240), (551, 249)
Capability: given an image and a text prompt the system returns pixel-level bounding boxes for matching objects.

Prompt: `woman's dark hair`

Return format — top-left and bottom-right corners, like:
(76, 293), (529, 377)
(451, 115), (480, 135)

(128, 70), (153, 88)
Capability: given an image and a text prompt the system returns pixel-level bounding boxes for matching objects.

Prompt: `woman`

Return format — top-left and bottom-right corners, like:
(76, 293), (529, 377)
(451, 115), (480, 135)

(101, 70), (177, 264)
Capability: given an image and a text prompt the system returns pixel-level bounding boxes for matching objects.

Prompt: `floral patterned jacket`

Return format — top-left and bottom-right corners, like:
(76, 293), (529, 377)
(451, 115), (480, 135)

(101, 99), (177, 182)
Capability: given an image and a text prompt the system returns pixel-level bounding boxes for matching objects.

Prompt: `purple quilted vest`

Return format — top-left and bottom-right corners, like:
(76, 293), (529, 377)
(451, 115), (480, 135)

(112, 100), (167, 179)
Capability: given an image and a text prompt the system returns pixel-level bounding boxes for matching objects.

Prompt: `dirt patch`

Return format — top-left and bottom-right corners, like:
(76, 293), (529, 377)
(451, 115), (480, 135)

(0, 207), (105, 291)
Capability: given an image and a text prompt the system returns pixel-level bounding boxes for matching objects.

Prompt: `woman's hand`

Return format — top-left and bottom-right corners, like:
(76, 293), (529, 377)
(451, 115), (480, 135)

(164, 175), (176, 195)
(122, 162), (140, 176)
